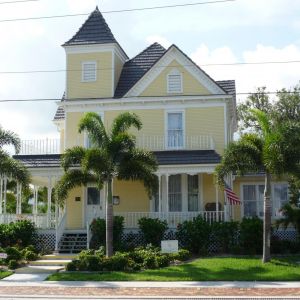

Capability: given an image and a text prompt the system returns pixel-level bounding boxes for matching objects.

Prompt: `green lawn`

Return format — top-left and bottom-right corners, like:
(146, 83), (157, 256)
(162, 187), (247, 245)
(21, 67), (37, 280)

(47, 256), (300, 281)
(0, 271), (12, 279)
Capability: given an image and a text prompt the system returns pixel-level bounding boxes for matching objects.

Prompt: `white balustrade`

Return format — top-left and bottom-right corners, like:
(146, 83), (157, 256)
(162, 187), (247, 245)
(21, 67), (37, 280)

(0, 213), (55, 229)
(115, 211), (224, 229)
(19, 135), (215, 155)
(55, 208), (66, 251)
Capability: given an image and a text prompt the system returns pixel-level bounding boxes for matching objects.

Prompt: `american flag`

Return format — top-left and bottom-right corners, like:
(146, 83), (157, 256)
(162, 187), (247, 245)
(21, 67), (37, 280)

(225, 183), (241, 205)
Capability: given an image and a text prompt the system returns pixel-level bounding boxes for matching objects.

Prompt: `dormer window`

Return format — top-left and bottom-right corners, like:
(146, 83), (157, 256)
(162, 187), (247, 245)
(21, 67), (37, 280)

(167, 69), (183, 93)
(82, 61), (97, 82)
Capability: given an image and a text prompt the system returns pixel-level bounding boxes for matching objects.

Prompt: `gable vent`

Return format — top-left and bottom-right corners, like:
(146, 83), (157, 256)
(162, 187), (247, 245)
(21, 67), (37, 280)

(167, 70), (182, 93)
(82, 61), (97, 82)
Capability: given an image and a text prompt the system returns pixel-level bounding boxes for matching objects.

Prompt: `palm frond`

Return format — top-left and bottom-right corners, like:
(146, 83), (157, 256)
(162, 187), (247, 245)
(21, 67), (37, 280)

(111, 112), (142, 137)
(61, 146), (86, 170)
(250, 109), (272, 136)
(109, 132), (136, 160)
(78, 112), (109, 148)
(82, 148), (111, 176)
(0, 126), (21, 153)
(55, 169), (98, 204)
(215, 134), (263, 186)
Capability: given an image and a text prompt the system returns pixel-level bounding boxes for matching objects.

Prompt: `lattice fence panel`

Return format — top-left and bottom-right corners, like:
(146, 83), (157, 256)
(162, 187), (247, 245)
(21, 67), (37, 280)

(33, 232), (55, 253)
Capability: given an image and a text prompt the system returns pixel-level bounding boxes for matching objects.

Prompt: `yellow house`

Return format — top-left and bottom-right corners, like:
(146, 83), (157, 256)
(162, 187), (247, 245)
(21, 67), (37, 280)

(9, 7), (289, 252)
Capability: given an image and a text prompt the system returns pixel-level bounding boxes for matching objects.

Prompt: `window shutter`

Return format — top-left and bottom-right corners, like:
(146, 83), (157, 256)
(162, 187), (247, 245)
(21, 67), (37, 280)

(168, 73), (182, 93)
(82, 62), (97, 82)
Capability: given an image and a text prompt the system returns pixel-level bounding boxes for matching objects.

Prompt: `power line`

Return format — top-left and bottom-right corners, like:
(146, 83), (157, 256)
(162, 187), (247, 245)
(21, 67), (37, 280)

(1, 59), (300, 75)
(0, 0), (237, 23)
(0, 91), (298, 103)
(0, 0), (39, 5)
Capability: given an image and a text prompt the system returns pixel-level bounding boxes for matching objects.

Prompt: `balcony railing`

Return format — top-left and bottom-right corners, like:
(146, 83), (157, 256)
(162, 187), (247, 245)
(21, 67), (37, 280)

(19, 135), (215, 155)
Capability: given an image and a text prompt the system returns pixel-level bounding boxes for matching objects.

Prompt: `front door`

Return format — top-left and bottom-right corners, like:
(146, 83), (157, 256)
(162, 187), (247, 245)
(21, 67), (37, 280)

(86, 187), (103, 226)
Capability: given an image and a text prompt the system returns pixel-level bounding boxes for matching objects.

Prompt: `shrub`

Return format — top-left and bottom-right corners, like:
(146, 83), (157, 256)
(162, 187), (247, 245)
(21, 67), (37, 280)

(172, 249), (191, 261)
(211, 221), (239, 253)
(8, 259), (18, 270)
(176, 215), (211, 254)
(66, 261), (77, 271)
(83, 255), (101, 271)
(156, 255), (170, 268)
(11, 220), (36, 247)
(239, 217), (263, 254)
(143, 254), (157, 269)
(5, 247), (22, 262)
(23, 250), (38, 261)
(90, 216), (124, 250)
(138, 217), (168, 247)
(107, 252), (130, 271)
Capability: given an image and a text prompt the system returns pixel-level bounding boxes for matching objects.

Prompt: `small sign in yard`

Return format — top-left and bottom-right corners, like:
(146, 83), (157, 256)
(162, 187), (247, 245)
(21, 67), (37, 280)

(161, 240), (178, 253)
(0, 253), (7, 259)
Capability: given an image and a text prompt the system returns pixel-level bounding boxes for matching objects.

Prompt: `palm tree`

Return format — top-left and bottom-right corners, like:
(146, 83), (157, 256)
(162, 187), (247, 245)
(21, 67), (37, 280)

(276, 203), (300, 237)
(56, 112), (158, 257)
(215, 110), (300, 263)
(0, 126), (29, 185)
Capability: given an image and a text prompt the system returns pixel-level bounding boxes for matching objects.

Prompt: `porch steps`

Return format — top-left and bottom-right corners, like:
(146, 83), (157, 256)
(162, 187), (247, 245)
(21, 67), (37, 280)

(41, 254), (77, 260)
(58, 233), (87, 254)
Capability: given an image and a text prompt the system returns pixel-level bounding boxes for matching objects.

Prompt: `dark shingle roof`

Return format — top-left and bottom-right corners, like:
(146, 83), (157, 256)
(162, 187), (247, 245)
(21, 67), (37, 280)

(64, 7), (117, 46)
(14, 150), (220, 168)
(114, 42), (167, 98)
(53, 106), (65, 121)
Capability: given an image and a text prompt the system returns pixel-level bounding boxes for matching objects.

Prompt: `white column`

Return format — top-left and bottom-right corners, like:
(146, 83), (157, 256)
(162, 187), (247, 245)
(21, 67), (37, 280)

(3, 177), (7, 214)
(16, 182), (22, 214)
(47, 177), (53, 228)
(33, 186), (38, 216)
(158, 175), (162, 214)
(215, 185), (219, 222)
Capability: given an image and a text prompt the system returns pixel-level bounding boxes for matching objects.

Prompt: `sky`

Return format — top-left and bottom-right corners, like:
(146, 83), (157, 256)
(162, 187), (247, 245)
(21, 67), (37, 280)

(1, 0), (300, 142)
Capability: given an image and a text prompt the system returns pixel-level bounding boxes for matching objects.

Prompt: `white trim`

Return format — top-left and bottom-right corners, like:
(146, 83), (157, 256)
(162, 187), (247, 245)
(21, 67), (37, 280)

(164, 109), (185, 150)
(156, 164), (216, 176)
(63, 43), (128, 62)
(167, 68), (183, 94)
(125, 45), (225, 97)
(182, 174), (188, 212)
(224, 101), (228, 146)
(112, 50), (115, 97)
(199, 173), (203, 211)
(81, 61), (97, 82)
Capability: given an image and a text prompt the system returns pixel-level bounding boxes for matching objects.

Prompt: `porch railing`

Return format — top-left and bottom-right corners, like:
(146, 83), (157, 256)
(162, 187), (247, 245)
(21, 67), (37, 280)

(55, 208), (66, 252)
(18, 135), (215, 155)
(115, 211), (224, 229)
(0, 213), (55, 229)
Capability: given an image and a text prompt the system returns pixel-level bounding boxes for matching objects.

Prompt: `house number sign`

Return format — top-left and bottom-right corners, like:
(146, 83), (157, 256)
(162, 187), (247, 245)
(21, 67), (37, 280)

(161, 240), (178, 253)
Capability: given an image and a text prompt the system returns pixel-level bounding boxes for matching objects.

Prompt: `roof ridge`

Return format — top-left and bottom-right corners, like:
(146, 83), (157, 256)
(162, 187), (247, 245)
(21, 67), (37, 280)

(128, 42), (166, 62)
(63, 6), (117, 46)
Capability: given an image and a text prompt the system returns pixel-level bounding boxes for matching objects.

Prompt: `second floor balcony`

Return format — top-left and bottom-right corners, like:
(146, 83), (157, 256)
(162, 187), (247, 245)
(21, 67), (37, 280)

(18, 134), (215, 155)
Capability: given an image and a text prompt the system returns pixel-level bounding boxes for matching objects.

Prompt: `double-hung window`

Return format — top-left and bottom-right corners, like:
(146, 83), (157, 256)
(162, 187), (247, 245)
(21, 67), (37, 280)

(82, 61), (97, 82)
(273, 183), (289, 216)
(168, 175), (182, 212)
(188, 175), (199, 211)
(167, 111), (184, 148)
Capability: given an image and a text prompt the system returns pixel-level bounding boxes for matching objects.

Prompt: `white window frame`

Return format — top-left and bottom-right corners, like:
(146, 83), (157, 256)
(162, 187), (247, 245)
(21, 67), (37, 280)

(165, 109), (185, 149)
(82, 61), (97, 82)
(84, 112), (104, 148)
(167, 68), (183, 94)
(240, 182), (289, 219)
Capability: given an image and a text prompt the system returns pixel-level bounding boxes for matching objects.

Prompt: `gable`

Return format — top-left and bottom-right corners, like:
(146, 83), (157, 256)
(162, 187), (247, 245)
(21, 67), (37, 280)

(125, 45), (226, 98)
(140, 59), (211, 97)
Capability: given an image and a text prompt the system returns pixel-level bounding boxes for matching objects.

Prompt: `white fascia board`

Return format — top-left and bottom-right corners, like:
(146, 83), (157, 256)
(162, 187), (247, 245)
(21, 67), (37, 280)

(124, 45), (226, 97)
(62, 97), (230, 113)
(63, 43), (128, 62)
(156, 164), (217, 175)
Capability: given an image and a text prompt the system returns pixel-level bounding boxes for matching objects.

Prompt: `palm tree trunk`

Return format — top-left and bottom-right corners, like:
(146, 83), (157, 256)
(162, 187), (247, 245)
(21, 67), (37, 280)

(106, 179), (114, 257)
(262, 172), (271, 263)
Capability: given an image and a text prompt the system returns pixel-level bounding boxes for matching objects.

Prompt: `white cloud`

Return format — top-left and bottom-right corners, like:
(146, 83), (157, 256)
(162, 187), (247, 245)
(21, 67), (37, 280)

(191, 43), (300, 101)
(146, 35), (171, 48)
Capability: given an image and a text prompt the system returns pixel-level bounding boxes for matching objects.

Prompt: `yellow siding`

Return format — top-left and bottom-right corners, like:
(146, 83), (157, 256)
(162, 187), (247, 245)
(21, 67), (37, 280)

(140, 60), (211, 97)
(113, 180), (150, 212)
(186, 106), (225, 154)
(202, 174), (225, 209)
(104, 109), (164, 137)
(65, 112), (84, 149)
(60, 129), (65, 153)
(66, 187), (84, 229)
(67, 52), (113, 99)
(114, 53), (124, 92)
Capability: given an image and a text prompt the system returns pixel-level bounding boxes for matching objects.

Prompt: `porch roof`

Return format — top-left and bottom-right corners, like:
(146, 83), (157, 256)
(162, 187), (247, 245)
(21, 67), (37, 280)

(14, 150), (221, 168)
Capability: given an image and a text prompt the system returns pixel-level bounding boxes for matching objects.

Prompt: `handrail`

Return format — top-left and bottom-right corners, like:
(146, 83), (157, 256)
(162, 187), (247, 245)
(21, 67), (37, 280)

(86, 221), (92, 250)
(55, 208), (66, 252)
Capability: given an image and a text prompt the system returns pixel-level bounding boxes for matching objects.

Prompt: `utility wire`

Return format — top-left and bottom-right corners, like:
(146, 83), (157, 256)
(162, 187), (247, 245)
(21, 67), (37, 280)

(0, 0), (237, 23)
(0, 0), (39, 4)
(1, 59), (300, 75)
(0, 91), (298, 103)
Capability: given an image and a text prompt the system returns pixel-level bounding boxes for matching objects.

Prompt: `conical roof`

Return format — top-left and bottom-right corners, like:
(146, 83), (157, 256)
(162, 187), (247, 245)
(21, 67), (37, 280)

(64, 6), (117, 46)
